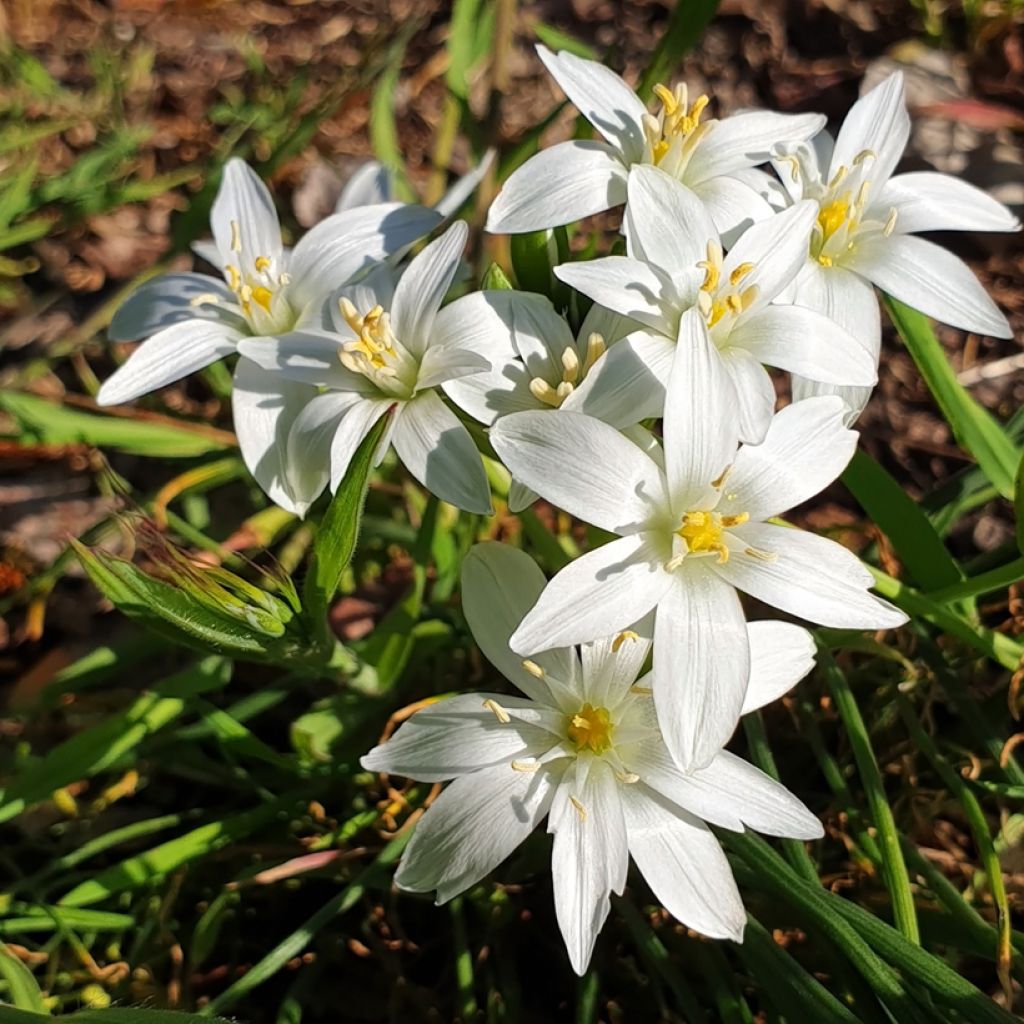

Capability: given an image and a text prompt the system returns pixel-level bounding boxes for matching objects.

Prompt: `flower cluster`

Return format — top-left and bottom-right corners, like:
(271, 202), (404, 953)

(99, 53), (1018, 974)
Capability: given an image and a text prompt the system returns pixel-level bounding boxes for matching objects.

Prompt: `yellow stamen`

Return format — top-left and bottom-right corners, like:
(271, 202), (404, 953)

(483, 699), (510, 724)
(521, 659), (545, 679)
(230, 220), (241, 253)
(561, 346), (580, 384)
(743, 546), (777, 562)
(616, 770), (640, 785)
(729, 262), (755, 286)
(254, 255), (272, 272)
(511, 760), (541, 773)
(567, 703), (614, 755)
(582, 332), (606, 375)
(569, 796), (587, 821)
(676, 510), (749, 564)
(611, 630), (639, 653)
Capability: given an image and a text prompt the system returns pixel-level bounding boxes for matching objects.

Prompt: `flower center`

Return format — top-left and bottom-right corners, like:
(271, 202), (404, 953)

(675, 509), (749, 563)
(221, 220), (292, 331)
(528, 333), (606, 409)
(567, 703), (614, 755)
(695, 241), (759, 329)
(642, 83), (713, 177)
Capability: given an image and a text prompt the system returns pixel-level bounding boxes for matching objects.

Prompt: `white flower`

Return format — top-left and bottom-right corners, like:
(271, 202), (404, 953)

(773, 72), (1020, 419)
(486, 46), (825, 239)
(237, 221), (494, 515)
(553, 165), (878, 442)
(98, 158), (441, 407)
(489, 311), (906, 769)
(439, 290), (639, 508)
(361, 542), (823, 975)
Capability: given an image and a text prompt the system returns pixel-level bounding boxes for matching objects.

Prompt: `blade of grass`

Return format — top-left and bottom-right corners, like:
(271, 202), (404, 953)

(636, 0), (720, 99)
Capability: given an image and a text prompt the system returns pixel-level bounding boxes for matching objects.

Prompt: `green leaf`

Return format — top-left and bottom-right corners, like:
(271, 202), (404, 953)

(636, 0), (720, 100)
(0, 392), (233, 458)
(0, 906), (135, 935)
(531, 22), (598, 59)
(0, 945), (48, 1013)
(447, 0), (483, 99)
(0, 1010), (232, 1023)
(884, 296), (1020, 499)
(370, 35), (416, 202)
(303, 412), (391, 644)
(842, 448), (964, 591)
(510, 228), (570, 308)
(1015, 450), (1024, 555)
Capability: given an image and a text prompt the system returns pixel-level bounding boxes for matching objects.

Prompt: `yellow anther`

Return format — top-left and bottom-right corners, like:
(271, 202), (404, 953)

(521, 659), (546, 679)
(676, 508), (748, 564)
(567, 703), (614, 755)
(511, 760), (541, 773)
(616, 770), (640, 785)
(730, 263), (755, 286)
(225, 264), (241, 290)
(697, 241), (723, 293)
(569, 796), (587, 820)
(611, 630), (639, 653)
(529, 378), (562, 407)
(555, 381), (574, 402)
(630, 684), (653, 695)
(582, 332), (606, 374)
(189, 292), (223, 308)
(561, 346), (580, 384)
(230, 220), (242, 253)
(883, 208), (898, 237)
(827, 165), (848, 190)
(649, 83), (711, 165)
(710, 465), (732, 489)
(743, 546), (778, 562)
(483, 698), (511, 724)
(254, 255), (272, 272)
(853, 148), (876, 165)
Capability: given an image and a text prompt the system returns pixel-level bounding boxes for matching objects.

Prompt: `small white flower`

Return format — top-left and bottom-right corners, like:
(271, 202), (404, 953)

(238, 221), (494, 515)
(490, 311), (906, 770)
(773, 72), (1020, 419)
(486, 46), (825, 239)
(361, 542), (823, 975)
(554, 165), (878, 442)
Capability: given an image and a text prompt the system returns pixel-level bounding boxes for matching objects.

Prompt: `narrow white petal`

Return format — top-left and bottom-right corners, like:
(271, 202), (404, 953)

(391, 391), (492, 514)
(461, 542), (580, 703)
(550, 759), (627, 975)
(663, 308), (739, 510)
(395, 763), (556, 903)
(720, 347), (776, 445)
(715, 522), (908, 629)
(288, 203), (442, 307)
(97, 320), (241, 406)
(849, 233), (1012, 338)
(391, 221), (468, 358)
(510, 533), (674, 655)
(537, 45), (648, 162)
(690, 174), (775, 243)
(443, 364), (535, 426)
(324, 396), (394, 491)
(687, 751), (824, 840)
(624, 165), (714, 278)
(335, 161), (392, 211)
(721, 396), (857, 522)
(360, 693), (557, 781)
(508, 479), (539, 513)
(554, 255), (677, 333)
(829, 72), (909, 186)
(689, 111), (827, 181)
(415, 346), (490, 391)
(875, 171), (1021, 235)
(485, 140), (628, 233)
(729, 305), (877, 385)
(433, 150), (495, 219)
(284, 391), (366, 506)
(652, 568), (750, 771)
(562, 330), (674, 427)
(490, 409), (669, 534)
(210, 158), (283, 272)
(580, 610), (653, 708)
(109, 273), (245, 341)
(742, 620), (816, 714)
(232, 358), (317, 517)
(624, 785), (746, 941)
(236, 332), (375, 392)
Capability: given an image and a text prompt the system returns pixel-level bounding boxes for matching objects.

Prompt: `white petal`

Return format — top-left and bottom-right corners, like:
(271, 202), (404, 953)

(508, 479), (539, 513)
(715, 522), (908, 629)
(550, 759), (627, 975)
(720, 347), (776, 445)
(689, 111), (827, 181)
(210, 159), (282, 273)
(480, 290), (576, 382)
(391, 221), (468, 358)
(461, 542), (580, 704)
(284, 391), (365, 506)
(490, 409), (669, 534)
(323, 395), (394, 491)
(875, 171), (1021, 235)
(288, 203), (442, 307)
(109, 273), (244, 341)
(510, 533), (674, 655)
(485, 140), (628, 233)
(578, 301), (637, 346)
(391, 391), (492, 514)
(97, 320), (241, 406)
(829, 72), (908, 187)
(537, 45), (647, 162)
(729, 305), (877, 385)
(191, 239), (223, 271)
(360, 692), (558, 781)
(742, 620), (816, 714)
(686, 751), (823, 840)
(662, 308), (739, 510)
(624, 165), (714, 279)
(580, 611), (653, 708)
(624, 784), (746, 940)
(232, 358), (317, 517)
(721, 396), (857, 522)
(555, 255), (677, 333)
(433, 150), (496, 219)
(723, 201), (818, 307)
(562, 330), (673, 427)
(236, 332), (375, 392)
(396, 763), (556, 903)
(652, 568), (750, 771)
(416, 346), (490, 391)
(336, 161), (392, 211)
(691, 174), (775, 243)
(443, 364), (535, 426)
(848, 233), (1012, 338)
